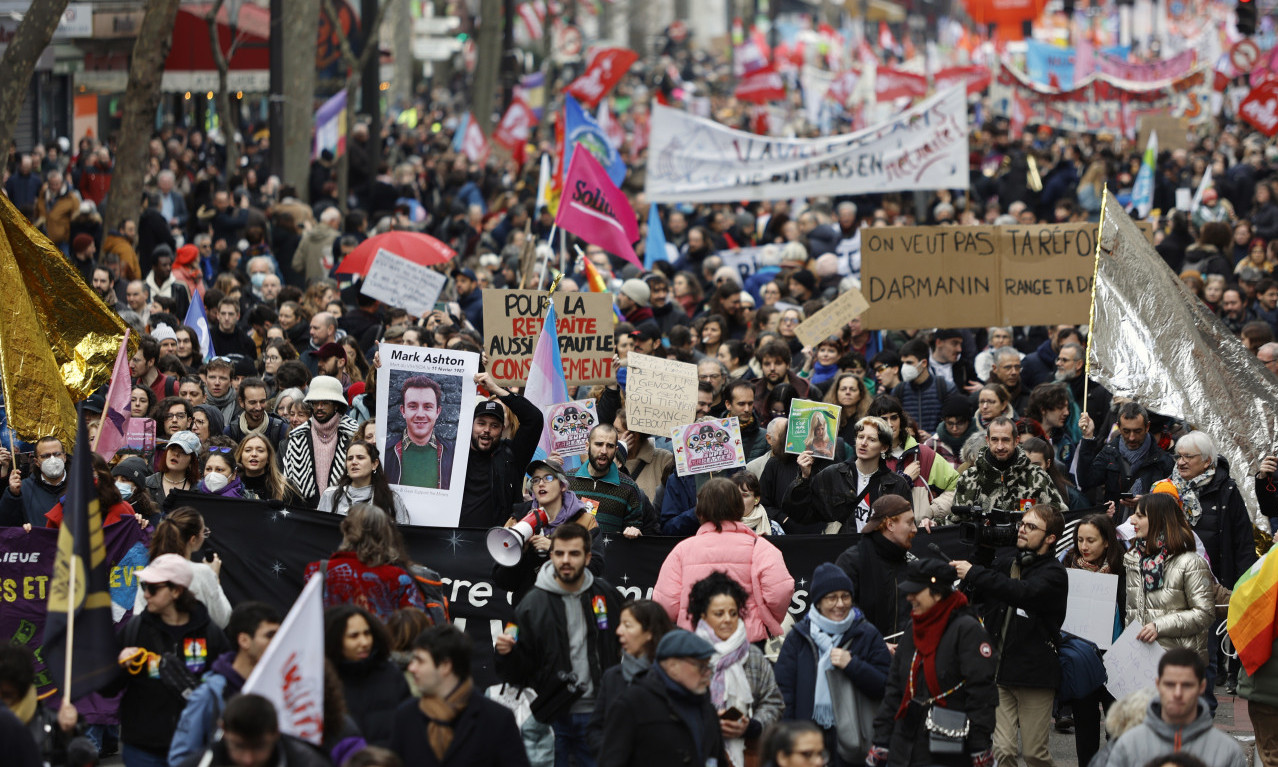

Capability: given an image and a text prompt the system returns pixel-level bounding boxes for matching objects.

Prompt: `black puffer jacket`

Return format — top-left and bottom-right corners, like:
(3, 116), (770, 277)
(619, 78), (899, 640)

(1190, 458), (1257, 588)
(335, 650), (412, 747)
(782, 459), (912, 530)
(1076, 433), (1175, 506)
(963, 551), (1068, 689)
(872, 603), (998, 767)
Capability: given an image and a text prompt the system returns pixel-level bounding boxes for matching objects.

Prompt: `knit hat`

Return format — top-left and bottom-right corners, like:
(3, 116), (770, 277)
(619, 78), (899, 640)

(1150, 479), (1182, 507)
(72, 234), (94, 254)
(619, 279), (651, 308)
(151, 323), (178, 343)
(809, 562), (855, 605)
(941, 395), (973, 420)
(112, 456), (151, 486)
(175, 244), (200, 267)
(790, 270), (817, 294)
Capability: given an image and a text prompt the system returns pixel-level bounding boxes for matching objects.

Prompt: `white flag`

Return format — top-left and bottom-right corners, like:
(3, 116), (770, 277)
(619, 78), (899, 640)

(1189, 165), (1213, 214)
(242, 574), (325, 744)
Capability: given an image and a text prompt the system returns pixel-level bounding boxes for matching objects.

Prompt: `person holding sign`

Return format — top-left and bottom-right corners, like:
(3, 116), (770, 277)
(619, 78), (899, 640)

(781, 416), (911, 534)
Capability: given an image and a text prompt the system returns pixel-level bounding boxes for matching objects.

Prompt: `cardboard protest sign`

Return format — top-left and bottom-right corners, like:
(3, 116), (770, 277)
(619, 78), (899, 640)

(784, 399), (842, 460)
(483, 289), (615, 386)
(861, 223), (1153, 329)
(360, 248), (447, 317)
(625, 353), (698, 436)
(795, 287), (870, 348)
(547, 399), (598, 456)
(671, 417), (746, 476)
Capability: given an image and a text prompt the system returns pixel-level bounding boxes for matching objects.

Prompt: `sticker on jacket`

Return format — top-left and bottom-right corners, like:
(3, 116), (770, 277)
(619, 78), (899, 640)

(183, 638), (208, 672)
(592, 595), (608, 629)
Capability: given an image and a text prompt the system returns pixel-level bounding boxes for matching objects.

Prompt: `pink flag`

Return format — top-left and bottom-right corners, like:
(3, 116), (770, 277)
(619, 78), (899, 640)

(554, 148), (640, 267)
(95, 330), (132, 461)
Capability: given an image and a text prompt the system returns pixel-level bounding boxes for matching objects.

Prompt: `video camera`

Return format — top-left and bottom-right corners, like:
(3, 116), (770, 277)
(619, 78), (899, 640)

(952, 504), (1024, 549)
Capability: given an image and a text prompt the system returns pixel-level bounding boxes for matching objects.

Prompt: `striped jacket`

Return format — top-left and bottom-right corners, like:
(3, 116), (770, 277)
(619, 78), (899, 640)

(569, 463), (645, 534)
(283, 416), (359, 507)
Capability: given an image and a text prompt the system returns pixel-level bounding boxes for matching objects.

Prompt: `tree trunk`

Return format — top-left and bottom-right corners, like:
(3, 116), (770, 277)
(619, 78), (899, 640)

(0, 0), (70, 161)
(282, 0), (319, 202)
(207, 0), (241, 180)
(103, 0), (182, 236)
(470, 0), (503, 134)
(392, 0), (413, 111)
(336, 78), (357, 211)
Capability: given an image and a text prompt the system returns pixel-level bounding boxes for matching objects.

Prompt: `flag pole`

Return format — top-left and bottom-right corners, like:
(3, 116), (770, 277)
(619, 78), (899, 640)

(65, 410), (80, 704)
(1083, 185), (1109, 412)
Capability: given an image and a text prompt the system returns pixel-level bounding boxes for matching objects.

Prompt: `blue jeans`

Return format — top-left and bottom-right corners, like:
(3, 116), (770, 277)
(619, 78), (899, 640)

(122, 742), (169, 767)
(84, 724), (118, 754)
(552, 711), (596, 767)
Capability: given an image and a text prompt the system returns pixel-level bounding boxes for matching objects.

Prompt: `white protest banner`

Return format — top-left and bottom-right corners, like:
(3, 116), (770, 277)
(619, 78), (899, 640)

(625, 353), (698, 436)
(645, 87), (969, 202)
(375, 344), (480, 526)
(242, 574), (325, 743)
(547, 399), (598, 456)
(717, 246), (772, 282)
(360, 249), (448, 317)
(1063, 569), (1120, 649)
(795, 287), (870, 348)
(1104, 621), (1165, 700)
(672, 417), (746, 476)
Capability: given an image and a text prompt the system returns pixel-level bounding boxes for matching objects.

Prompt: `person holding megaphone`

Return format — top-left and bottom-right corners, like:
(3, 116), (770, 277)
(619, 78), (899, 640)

(490, 458), (604, 602)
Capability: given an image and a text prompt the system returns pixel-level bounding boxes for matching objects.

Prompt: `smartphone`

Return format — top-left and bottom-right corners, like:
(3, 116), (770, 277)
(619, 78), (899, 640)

(15, 451), (34, 475)
(720, 707), (745, 721)
(1119, 493), (1136, 501)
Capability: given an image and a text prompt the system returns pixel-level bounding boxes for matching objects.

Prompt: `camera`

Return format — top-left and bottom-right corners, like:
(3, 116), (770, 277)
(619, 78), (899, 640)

(952, 504), (1024, 549)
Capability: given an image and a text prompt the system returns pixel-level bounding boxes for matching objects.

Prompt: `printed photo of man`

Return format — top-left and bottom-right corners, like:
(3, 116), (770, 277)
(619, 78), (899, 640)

(385, 375), (455, 488)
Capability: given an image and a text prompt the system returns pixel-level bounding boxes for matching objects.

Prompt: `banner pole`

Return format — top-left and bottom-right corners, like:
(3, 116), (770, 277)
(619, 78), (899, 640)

(1083, 185), (1108, 412)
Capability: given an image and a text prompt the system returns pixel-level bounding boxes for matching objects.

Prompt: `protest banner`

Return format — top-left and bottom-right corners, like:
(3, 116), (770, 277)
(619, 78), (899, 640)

(547, 399), (598, 456)
(671, 417), (746, 476)
(1138, 114), (1189, 151)
(1026, 40), (1076, 89)
(1063, 569), (1120, 649)
(795, 286), (870, 347)
(483, 289), (615, 386)
(375, 344), (479, 526)
(645, 87), (969, 202)
(625, 353), (698, 436)
(1097, 48), (1196, 83)
(785, 400), (842, 460)
(359, 249), (448, 318)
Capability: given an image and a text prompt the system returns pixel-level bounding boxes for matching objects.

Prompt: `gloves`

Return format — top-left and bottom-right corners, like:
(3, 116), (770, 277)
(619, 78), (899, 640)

(971, 749), (994, 767)
(867, 746), (889, 767)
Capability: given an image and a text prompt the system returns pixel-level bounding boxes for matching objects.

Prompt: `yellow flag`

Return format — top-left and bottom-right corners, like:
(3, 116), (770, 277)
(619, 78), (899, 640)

(0, 193), (135, 449)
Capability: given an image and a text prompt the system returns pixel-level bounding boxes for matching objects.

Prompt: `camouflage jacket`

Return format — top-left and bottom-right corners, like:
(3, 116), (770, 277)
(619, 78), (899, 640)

(949, 447), (1066, 522)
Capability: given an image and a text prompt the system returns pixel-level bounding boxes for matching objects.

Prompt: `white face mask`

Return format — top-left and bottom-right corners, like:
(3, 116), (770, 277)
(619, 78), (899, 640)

(115, 481), (134, 500)
(204, 473), (230, 492)
(41, 457), (65, 480)
(900, 363), (920, 384)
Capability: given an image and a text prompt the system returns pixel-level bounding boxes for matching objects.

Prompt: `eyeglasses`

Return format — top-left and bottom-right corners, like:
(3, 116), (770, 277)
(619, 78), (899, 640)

(1017, 521), (1043, 533)
(820, 592), (853, 604)
(682, 658), (713, 674)
(1175, 452), (1201, 462)
(529, 475), (558, 486)
(141, 581), (171, 596)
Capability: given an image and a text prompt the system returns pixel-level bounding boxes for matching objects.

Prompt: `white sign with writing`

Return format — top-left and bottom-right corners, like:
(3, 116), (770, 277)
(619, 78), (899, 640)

(360, 248), (447, 317)
(1103, 621), (1166, 701)
(1063, 569), (1120, 649)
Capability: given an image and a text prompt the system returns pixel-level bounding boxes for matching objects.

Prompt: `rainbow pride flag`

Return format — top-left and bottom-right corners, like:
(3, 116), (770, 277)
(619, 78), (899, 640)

(580, 258), (623, 322)
(1228, 549), (1278, 674)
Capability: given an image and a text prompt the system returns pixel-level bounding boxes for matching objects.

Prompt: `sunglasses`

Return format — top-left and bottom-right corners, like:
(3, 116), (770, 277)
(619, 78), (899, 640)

(207, 446), (233, 454)
(141, 581), (172, 596)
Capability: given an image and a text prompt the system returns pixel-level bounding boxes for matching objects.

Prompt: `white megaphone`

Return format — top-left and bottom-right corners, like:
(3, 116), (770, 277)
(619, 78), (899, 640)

(487, 507), (551, 567)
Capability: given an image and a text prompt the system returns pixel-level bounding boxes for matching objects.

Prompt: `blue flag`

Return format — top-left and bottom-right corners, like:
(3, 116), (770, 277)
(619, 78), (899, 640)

(183, 292), (214, 362)
(452, 112), (470, 154)
(645, 204), (669, 270)
(43, 407), (120, 700)
(563, 94), (626, 187)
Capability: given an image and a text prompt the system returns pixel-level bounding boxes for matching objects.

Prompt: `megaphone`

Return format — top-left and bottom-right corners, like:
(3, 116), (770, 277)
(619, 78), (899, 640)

(487, 507), (550, 567)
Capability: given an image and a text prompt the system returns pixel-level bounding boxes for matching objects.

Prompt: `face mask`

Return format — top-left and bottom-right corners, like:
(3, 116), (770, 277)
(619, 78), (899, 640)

(41, 457), (65, 479)
(116, 481), (135, 500)
(204, 473), (230, 492)
(900, 363), (920, 383)
(250, 272), (266, 288)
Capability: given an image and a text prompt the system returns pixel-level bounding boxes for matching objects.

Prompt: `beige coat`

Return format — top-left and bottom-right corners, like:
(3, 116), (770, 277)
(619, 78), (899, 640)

(1123, 547), (1215, 661)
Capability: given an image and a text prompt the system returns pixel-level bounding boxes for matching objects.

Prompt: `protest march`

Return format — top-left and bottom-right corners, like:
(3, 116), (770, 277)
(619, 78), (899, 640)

(4, 3), (1278, 767)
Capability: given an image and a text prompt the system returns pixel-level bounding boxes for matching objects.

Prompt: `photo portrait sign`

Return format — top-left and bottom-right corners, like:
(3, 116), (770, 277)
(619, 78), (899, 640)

(483, 289), (615, 386)
(671, 417), (746, 476)
(547, 399), (598, 456)
(374, 344), (479, 527)
(785, 399), (842, 460)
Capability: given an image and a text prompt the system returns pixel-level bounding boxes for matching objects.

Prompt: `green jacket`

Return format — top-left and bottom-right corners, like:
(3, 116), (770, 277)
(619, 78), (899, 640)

(1239, 638), (1278, 708)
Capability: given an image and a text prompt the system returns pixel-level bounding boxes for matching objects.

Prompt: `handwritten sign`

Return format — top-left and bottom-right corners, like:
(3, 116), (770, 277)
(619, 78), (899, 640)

(795, 287), (870, 348)
(785, 399), (842, 460)
(359, 248), (447, 318)
(1103, 621), (1166, 700)
(547, 399), (598, 456)
(625, 353), (698, 436)
(483, 289), (616, 386)
(672, 417), (746, 476)
(1063, 569), (1120, 649)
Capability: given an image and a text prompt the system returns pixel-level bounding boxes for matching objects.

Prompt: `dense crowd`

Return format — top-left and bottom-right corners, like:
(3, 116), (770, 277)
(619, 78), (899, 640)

(1, 40), (1277, 767)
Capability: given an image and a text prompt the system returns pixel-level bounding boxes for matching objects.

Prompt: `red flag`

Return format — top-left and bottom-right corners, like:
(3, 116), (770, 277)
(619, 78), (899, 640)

(494, 97), (538, 164)
(879, 22), (896, 53)
(554, 149), (640, 267)
(462, 119), (490, 164)
(1241, 81), (1278, 137)
(734, 63), (786, 103)
(827, 70), (860, 107)
(875, 68), (928, 101)
(566, 48), (639, 108)
(934, 66), (992, 95)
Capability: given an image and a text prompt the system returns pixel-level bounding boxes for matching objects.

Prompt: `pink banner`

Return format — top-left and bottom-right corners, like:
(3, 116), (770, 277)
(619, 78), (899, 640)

(1095, 49), (1196, 83)
(555, 148), (640, 267)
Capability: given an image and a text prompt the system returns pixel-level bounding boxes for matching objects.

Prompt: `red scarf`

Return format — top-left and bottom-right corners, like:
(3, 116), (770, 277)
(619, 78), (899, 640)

(896, 591), (969, 720)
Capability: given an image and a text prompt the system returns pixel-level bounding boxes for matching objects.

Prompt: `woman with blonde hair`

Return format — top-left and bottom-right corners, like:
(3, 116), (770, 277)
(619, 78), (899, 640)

(235, 433), (301, 505)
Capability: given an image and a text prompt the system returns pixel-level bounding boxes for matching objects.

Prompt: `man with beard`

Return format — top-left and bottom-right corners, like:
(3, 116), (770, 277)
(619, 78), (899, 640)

(951, 417), (1064, 519)
(1052, 342), (1110, 430)
(570, 424), (645, 536)
(225, 378), (289, 446)
(834, 495), (920, 643)
(495, 524), (621, 767)
(988, 347), (1031, 414)
(282, 376), (360, 506)
(458, 372), (544, 528)
(384, 375), (455, 489)
(131, 336), (179, 399)
(144, 246), (191, 319)
(1220, 287), (1255, 336)
(91, 266), (125, 310)
(725, 379), (767, 461)
(751, 340), (813, 422)
(314, 343), (352, 389)
(1076, 402), (1175, 517)
(645, 273), (690, 334)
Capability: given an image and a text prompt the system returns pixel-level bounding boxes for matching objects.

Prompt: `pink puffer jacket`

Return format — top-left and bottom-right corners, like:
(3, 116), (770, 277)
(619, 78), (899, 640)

(653, 521), (795, 642)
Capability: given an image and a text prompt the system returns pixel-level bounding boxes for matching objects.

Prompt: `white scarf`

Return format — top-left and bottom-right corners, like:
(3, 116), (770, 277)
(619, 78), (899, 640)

(741, 502), (770, 535)
(697, 619), (752, 767)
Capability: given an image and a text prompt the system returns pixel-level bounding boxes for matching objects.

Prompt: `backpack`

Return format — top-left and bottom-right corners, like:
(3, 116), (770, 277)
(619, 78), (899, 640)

(1057, 632), (1106, 701)
(321, 559), (450, 626)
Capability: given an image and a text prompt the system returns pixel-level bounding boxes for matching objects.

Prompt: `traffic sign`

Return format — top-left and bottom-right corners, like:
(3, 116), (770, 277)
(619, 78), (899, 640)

(1232, 39), (1261, 73)
(668, 20), (688, 44)
(554, 24), (582, 61)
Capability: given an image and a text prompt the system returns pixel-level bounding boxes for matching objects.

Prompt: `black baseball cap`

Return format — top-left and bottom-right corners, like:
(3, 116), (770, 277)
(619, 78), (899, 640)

(898, 559), (958, 594)
(474, 400), (505, 423)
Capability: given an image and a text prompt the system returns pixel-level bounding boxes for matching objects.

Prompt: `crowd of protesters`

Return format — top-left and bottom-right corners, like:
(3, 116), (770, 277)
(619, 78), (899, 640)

(1, 32), (1277, 767)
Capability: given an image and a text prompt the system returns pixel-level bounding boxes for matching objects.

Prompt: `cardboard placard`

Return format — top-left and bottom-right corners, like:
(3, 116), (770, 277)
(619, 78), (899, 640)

(784, 399), (842, 460)
(671, 417), (746, 476)
(794, 286), (870, 347)
(1137, 114), (1189, 152)
(359, 248), (448, 317)
(483, 289), (616, 386)
(861, 223), (1154, 329)
(624, 353), (698, 436)
(546, 399), (598, 456)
